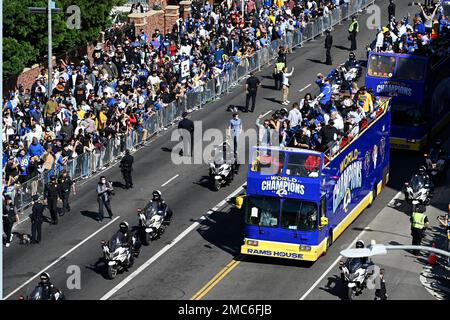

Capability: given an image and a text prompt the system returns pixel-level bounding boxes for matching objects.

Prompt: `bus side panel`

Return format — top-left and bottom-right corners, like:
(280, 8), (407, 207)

(323, 106), (391, 242)
(429, 58), (450, 139)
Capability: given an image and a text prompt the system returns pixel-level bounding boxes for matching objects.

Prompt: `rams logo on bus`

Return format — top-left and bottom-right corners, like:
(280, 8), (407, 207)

(333, 149), (362, 214)
(343, 188), (352, 213)
(380, 138), (386, 162)
(373, 145), (378, 169)
(364, 151), (371, 178)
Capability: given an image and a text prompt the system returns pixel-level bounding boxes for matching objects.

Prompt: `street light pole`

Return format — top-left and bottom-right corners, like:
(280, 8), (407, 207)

(48, 0), (52, 98)
(28, 2), (61, 98)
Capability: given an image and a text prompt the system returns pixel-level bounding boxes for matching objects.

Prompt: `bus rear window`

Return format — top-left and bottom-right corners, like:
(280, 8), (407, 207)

(285, 153), (321, 178)
(396, 57), (425, 81)
(368, 55), (396, 78)
(250, 150), (285, 175)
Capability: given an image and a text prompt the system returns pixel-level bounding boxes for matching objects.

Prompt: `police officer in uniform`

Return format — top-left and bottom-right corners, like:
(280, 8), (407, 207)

(348, 17), (359, 51)
(324, 29), (333, 65)
(245, 72), (261, 113)
(120, 149), (134, 189)
(410, 206), (429, 255)
(375, 268), (388, 300)
(30, 195), (46, 244)
(3, 195), (19, 247)
(44, 175), (59, 224)
(178, 112), (195, 157)
(57, 169), (76, 216)
(31, 272), (65, 300)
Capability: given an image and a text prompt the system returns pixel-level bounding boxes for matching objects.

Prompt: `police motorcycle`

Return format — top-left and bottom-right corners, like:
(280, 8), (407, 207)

(404, 166), (433, 211)
(339, 241), (371, 300)
(20, 273), (65, 300)
(209, 142), (238, 191)
(138, 190), (173, 245)
(101, 222), (141, 279)
(344, 52), (362, 80)
(424, 139), (447, 184)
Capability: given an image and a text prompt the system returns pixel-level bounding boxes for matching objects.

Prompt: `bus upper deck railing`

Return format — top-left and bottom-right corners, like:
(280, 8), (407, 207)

(323, 99), (391, 164)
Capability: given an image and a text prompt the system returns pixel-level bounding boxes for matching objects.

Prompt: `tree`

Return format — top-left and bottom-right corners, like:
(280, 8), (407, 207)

(3, 0), (126, 79)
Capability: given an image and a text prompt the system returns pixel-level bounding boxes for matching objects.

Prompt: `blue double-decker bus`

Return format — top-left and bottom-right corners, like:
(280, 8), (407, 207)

(365, 51), (450, 151)
(240, 99), (391, 261)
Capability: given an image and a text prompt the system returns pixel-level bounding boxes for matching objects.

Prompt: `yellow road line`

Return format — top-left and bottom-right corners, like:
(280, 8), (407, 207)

(191, 255), (243, 300)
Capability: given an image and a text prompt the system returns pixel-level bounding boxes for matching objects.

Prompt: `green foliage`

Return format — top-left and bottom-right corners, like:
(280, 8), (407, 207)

(3, 0), (126, 78)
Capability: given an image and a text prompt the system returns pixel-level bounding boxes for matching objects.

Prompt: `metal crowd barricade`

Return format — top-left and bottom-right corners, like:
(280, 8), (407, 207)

(7, 0), (375, 213)
(303, 22), (313, 41)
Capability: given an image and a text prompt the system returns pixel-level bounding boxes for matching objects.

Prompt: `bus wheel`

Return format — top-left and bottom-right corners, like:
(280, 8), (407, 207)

(323, 231), (333, 256)
(368, 185), (377, 208)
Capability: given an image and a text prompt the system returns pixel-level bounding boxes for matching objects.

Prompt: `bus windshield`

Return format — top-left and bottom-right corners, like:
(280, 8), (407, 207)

(281, 199), (318, 231)
(396, 57), (425, 81)
(391, 100), (425, 126)
(246, 196), (280, 227)
(368, 54), (396, 78)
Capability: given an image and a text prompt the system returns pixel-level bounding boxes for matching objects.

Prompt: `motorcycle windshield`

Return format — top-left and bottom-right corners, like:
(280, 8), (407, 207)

(429, 149), (440, 163)
(146, 202), (162, 219)
(29, 287), (43, 300)
(29, 286), (52, 300)
(347, 258), (363, 274)
(410, 175), (425, 192)
(109, 235), (123, 252)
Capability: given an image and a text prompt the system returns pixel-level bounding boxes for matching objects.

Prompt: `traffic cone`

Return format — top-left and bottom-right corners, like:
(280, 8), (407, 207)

(427, 242), (437, 266)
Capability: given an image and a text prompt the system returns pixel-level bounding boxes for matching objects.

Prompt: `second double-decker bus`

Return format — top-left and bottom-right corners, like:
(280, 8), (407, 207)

(239, 99), (391, 261)
(365, 51), (450, 151)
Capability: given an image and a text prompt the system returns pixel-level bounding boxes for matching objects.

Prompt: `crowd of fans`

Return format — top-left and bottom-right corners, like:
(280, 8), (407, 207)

(257, 58), (383, 157)
(256, 2), (450, 158)
(371, 2), (450, 56)
(3, 0), (346, 191)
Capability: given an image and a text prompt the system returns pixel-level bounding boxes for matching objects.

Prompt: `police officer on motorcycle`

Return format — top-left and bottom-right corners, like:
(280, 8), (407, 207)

(115, 221), (138, 266)
(151, 190), (173, 224)
(31, 272), (65, 300)
(417, 165), (434, 193)
(344, 52), (361, 77)
(355, 240), (370, 266)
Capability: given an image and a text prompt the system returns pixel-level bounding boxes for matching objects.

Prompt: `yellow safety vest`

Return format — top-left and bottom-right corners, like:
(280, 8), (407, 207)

(411, 212), (426, 230)
(349, 21), (359, 33)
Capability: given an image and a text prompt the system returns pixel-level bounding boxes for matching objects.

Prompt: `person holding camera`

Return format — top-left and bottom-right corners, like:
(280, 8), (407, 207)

(97, 176), (114, 222)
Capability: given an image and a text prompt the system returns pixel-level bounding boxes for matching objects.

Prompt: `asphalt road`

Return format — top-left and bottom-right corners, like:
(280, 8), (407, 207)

(4, 0), (446, 300)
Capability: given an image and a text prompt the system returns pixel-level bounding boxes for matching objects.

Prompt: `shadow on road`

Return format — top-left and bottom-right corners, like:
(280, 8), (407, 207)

(307, 58), (326, 65)
(192, 175), (215, 191)
(319, 275), (347, 300)
(85, 257), (111, 280)
(81, 210), (99, 221)
(334, 45), (350, 51)
(195, 207), (244, 257)
(112, 181), (126, 189)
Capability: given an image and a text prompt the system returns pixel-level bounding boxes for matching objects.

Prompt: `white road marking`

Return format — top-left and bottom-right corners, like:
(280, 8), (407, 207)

(299, 190), (404, 300)
(261, 110), (272, 117)
(161, 174), (180, 187)
(299, 84), (311, 92)
(4, 216), (121, 300)
(100, 183), (246, 300)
